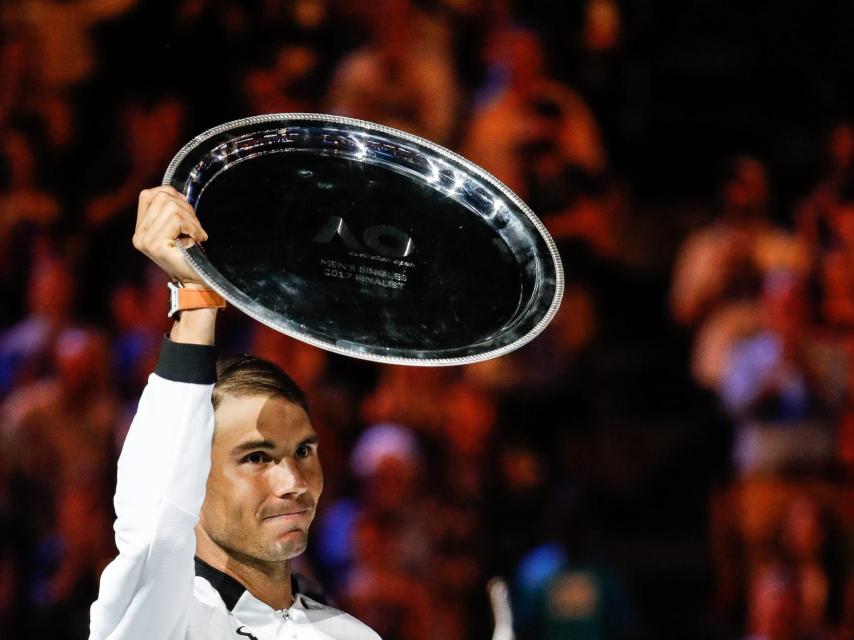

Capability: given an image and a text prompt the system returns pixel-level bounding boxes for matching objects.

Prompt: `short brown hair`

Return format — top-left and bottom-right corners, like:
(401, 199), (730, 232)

(213, 354), (309, 413)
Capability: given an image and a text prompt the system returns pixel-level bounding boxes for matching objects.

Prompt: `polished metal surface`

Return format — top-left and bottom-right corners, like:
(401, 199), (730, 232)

(163, 113), (563, 366)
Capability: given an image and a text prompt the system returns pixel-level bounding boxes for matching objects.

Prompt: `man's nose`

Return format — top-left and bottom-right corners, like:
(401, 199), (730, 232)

(268, 457), (308, 498)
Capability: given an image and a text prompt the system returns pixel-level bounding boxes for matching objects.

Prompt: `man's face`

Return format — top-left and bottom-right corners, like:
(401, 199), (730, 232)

(200, 394), (323, 562)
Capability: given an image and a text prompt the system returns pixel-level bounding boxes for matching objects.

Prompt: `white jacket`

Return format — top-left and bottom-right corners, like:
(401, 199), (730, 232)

(89, 339), (380, 640)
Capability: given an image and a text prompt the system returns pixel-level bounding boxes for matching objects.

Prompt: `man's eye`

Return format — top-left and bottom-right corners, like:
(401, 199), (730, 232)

(243, 452), (271, 465)
(295, 445), (313, 459)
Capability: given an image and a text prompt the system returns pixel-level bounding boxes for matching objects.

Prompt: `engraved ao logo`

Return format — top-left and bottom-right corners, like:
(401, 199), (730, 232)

(312, 216), (414, 258)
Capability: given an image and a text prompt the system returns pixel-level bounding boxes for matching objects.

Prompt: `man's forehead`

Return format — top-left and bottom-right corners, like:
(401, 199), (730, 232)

(213, 394), (314, 445)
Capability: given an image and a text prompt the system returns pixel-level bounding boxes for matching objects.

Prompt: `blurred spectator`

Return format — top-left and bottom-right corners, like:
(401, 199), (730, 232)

(691, 299), (760, 391)
(0, 254), (75, 395)
(361, 365), (455, 435)
(823, 123), (854, 194)
(679, 146), (852, 640)
(316, 423), (431, 590)
(342, 513), (436, 640)
(0, 128), (60, 236)
(797, 123), (854, 253)
(75, 95), (188, 318)
(840, 490), (854, 640)
(0, 327), (118, 634)
(532, 0), (630, 165)
(242, 44), (323, 113)
(0, 128), (61, 325)
(817, 248), (854, 329)
(581, 0), (621, 54)
(0, 0), (136, 151)
(720, 272), (812, 422)
(109, 282), (161, 396)
(1, 0), (135, 96)
(819, 188), (854, 259)
(326, 0), (460, 144)
(671, 156), (805, 329)
(719, 271), (835, 476)
(440, 380), (496, 497)
(512, 496), (636, 640)
(316, 421), (464, 634)
(464, 282), (598, 394)
(431, 381), (498, 638)
(485, 436), (552, 574)
(240, 0), (351, 112)
(0, 34), (31, 124)
(250, 326), (329, 399)
(84, 95), (187, 228)
(0, 436), (13, 628)
(743, 560), (805, 640)
(463, 26), (606, 196)
(1, 327), (117, 504)
(777, 495), (838, 638)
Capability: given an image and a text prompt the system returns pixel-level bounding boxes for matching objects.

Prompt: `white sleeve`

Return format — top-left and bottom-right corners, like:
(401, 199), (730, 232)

(89, 339), (217, 640)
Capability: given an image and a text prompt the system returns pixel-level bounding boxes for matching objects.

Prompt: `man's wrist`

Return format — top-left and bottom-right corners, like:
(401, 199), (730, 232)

(169, 307), (218, 346)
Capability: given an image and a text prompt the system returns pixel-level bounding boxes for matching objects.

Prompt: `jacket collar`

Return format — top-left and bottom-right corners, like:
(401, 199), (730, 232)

(194, 556), (301, 612)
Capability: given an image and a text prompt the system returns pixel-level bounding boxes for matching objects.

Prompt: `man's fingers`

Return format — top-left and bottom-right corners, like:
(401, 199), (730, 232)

(133, 185), (207, 285)
(136, 186), (197, 226)
(161, 199), (205, 241)
(178, 210), (205, 244)
(181, 208), (207, 242)
(159, 184), (184, 198)
(136, 188), (157, 229)
(142, 207), (205, 256)
(136, 190), (207, 241)
(148, 189), (194, 220)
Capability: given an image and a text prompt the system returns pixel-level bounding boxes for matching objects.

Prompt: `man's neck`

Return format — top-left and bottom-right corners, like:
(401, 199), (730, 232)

(195, 527), (294, 610)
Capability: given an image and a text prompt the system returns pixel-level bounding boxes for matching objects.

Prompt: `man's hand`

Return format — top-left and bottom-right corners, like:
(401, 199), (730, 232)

(134, 186), (217, 345)
(133, 186), (208, 286)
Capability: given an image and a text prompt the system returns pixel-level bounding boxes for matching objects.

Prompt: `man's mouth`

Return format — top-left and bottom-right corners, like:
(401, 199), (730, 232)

(262, 508), (311, 521)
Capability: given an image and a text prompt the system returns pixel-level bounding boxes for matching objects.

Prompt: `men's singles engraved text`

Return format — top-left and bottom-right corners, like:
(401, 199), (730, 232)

(320, 259), (410, 290)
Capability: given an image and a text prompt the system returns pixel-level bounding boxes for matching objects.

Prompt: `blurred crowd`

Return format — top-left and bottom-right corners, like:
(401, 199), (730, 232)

(674, 139), (854, 639)
(0, 1), (852, 639)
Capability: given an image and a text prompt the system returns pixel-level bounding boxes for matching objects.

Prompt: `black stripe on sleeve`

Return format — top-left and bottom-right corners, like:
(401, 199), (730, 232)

(155, 336), (217, 384)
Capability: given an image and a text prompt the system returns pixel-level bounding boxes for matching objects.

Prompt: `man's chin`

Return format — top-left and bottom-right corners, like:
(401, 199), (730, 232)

(263, 531), (308, 561)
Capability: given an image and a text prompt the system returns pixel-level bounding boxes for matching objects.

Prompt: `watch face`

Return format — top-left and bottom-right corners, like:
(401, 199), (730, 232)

(167, 281), (181, 319)
(164, 113), (563, 366)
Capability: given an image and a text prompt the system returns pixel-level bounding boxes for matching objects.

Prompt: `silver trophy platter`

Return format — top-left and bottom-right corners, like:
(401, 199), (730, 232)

(164, 113), (563, 366)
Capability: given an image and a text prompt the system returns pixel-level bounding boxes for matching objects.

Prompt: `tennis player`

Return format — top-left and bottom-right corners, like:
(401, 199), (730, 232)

(88, 186), (380, 640)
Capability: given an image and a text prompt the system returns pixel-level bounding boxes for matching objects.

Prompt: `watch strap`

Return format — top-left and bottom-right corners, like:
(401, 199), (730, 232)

(168, 282), (227, 318)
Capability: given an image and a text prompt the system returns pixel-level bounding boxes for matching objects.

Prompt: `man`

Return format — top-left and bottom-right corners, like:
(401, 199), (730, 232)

(88, 186), (380, 639)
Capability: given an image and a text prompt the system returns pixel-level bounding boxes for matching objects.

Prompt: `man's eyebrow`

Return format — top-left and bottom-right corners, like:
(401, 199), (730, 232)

(299, 434), (320, 447)
(231, 439), (277, 455)
(231, 434), (319, 455)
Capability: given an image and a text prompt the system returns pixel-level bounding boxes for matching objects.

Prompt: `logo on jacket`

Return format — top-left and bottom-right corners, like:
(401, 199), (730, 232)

(235, 626), (259, 640)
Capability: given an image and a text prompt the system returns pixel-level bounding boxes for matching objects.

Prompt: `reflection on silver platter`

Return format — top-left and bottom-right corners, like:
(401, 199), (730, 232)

(163, 113), (563, 366)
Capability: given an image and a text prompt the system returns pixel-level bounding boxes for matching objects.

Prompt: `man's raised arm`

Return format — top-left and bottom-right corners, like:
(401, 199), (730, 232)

(89, 187), (219, 640)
